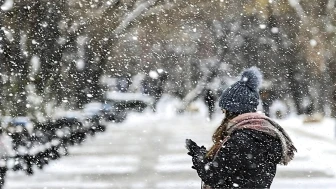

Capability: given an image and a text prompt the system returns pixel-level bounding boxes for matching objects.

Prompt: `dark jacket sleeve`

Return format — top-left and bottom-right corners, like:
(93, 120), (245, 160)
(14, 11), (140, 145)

(192, 130), (257, 187)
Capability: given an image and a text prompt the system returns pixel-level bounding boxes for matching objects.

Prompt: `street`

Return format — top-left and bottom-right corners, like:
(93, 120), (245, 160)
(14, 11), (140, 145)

(4, 112), (336, 189)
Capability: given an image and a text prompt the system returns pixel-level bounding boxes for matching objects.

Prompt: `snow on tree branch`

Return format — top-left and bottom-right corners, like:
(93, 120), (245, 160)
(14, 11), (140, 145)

(327, 0), (336, 10)
(288, 0), (307, 23)
(114, 0), (158, 35)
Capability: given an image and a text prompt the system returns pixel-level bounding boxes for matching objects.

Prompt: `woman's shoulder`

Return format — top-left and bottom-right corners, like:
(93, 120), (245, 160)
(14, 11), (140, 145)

(232, 129), (280, 142)
(229, 129), (282, 150)
(224, 130), (282, 161)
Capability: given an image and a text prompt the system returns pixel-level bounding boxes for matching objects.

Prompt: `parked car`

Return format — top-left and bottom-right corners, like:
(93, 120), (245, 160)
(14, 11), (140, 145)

(3, 117), (34, 137)
(10, 117), (34, 135)
(3, 117), (34, 150)
(83, 101), (127, 123)
(103, 101), (128, 123)
(105, 91), (155, 113)
(83, 102), (104, 118)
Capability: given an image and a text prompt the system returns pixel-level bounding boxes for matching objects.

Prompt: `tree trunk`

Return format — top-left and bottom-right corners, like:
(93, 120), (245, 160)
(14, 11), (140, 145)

(328, 59), (336, 117)
(11, 32), (28, 116)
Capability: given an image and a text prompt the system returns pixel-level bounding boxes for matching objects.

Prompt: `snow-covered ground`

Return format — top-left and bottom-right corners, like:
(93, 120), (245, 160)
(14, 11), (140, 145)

(4, 97), (336, 189)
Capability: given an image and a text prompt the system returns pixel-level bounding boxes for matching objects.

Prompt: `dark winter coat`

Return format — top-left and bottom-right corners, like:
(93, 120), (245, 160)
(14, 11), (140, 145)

(191, 113), (296, 189)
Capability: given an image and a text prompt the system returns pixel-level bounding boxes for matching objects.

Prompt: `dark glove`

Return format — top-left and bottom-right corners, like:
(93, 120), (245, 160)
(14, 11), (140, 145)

(186, 139), (207, 156)
(186, 139), (208, 171)
(185, 139), (200, 155)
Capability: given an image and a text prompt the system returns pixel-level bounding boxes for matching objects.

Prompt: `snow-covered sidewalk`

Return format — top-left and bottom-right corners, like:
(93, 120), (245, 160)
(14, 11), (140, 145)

(271, 116), (336, 188)
(277, 116), (336, 175)
(4, 110), (336, 189)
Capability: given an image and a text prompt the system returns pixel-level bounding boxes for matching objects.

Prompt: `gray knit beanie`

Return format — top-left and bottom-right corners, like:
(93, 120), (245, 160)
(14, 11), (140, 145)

(219, 67), (263, 114)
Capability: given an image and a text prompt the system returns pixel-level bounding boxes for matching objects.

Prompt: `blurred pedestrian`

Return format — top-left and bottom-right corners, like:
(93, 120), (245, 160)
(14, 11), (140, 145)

(203, 88), (216, 120)
(186, 67), (296, 189)
(260, 81), (276, 117)
(116, 75), (132, 92)
(141, 69), (168, 112)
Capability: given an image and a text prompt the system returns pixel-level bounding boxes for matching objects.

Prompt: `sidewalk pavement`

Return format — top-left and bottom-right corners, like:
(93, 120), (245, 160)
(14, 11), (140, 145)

(4, 112), (336, 189)
(272, 116), (336, 188)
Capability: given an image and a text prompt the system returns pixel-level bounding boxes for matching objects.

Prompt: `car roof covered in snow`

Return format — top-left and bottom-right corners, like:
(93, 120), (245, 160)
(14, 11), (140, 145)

(105, 92), (154, 104)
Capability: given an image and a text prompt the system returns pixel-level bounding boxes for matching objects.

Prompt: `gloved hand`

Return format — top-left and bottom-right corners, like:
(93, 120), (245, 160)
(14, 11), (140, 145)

(185, 139), (200, 156)
(186, 139), (207, 155)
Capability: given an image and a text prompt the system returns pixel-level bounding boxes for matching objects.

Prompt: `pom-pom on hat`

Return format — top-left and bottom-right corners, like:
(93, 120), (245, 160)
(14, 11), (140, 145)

(219, 67), (263, 114)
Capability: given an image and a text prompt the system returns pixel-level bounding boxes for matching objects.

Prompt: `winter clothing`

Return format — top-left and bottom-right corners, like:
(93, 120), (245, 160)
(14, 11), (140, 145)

(219, 67), (263, 114)
(116, 76), (131, 92)
(204, 89), (216, 120)
(186, 66), (296, 188)
(141, 70), (168, 112)
(187, 112), (296, 189)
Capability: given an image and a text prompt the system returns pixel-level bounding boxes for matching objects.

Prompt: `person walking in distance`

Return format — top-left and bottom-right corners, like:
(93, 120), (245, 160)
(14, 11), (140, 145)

(204, 88), (216, 121)
(186, 67), (297, 189)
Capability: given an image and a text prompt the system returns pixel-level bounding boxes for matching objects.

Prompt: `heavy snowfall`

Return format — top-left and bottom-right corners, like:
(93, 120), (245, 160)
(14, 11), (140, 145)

(0, 0), (336, 188)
